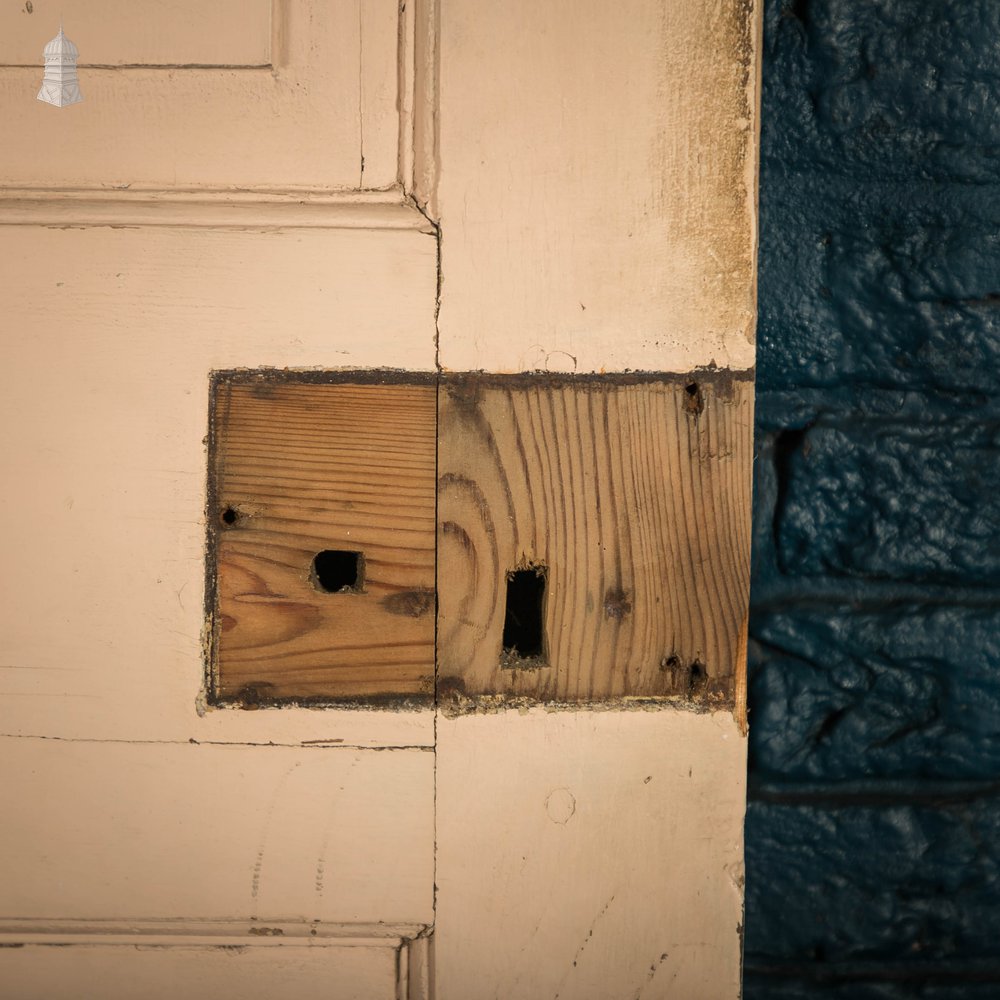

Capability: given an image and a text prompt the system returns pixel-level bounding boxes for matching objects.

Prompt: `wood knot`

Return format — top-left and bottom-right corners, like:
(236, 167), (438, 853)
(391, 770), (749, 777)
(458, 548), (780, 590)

(437, 675), (468, 702)
(603, 587), (632, 620)
(381, 589), (435, 618)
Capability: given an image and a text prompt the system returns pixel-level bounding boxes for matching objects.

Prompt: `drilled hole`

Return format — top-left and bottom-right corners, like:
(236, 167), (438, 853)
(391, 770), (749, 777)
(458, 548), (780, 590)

(690, 659), (707, 694)
(221, 506), (239, 526)
(502, 568), (546, 661)
(683, 382), (704, 416)
(312, 550), (363, 593)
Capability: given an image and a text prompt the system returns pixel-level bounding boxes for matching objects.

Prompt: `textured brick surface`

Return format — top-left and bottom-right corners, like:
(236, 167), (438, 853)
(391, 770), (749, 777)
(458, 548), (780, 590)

(747, 0), (1000, 995)
(742, 976), (1000, 1000)
(767, 419), (1000, 584)
(759, 178), (1000, 398)
(749, 606), (1000, 782)
(745, 798), (1000, 964)
(763, 0), (1000, 183)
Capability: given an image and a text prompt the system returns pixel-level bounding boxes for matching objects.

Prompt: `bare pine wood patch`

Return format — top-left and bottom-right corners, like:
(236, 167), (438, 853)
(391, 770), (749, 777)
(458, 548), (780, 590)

(437, 374), (753, 706)
(208, 373), (437, 704)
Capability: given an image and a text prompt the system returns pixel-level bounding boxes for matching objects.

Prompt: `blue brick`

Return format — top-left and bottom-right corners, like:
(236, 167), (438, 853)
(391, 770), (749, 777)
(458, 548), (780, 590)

(744, 975), (1000, 1000)
(757, 176), (1000, 399)
(749, 606), (1000, 782)
(764, 419), (1000, 585)
(744, 798), (1000, 965)
(747, 0), (1000, 986)
(763, 0), (1000, 183)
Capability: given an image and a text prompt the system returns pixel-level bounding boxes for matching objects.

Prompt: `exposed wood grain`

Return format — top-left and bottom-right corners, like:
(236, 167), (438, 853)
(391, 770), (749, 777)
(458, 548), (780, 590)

(437, 375), (753, 705)
(210, 375), (437, 703)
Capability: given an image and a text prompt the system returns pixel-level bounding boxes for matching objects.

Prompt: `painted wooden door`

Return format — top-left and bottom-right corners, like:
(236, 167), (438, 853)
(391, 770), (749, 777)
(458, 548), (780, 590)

(0, 2), (760, 997)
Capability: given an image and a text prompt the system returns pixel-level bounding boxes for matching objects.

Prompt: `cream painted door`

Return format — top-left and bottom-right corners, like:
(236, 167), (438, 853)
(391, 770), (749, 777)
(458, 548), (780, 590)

(0, 2), (759, 998)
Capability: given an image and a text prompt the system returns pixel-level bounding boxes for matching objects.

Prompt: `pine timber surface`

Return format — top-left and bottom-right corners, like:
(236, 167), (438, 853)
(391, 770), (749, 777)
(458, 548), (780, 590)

(209, 375), (437, 703)
(437, 374), (753, 706)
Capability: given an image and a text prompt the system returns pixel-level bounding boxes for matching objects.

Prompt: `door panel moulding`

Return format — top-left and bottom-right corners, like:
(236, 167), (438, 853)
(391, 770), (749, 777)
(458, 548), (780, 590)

(0, 0), (438, 212)
(0, 918), (430, 947)
(0, 188), (435, 231)
(0, 921), (433, 1000)
(405, 0), (440, 217)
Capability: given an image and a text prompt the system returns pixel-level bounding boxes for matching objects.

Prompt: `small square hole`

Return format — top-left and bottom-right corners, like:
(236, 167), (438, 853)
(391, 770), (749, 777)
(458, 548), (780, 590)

(502, 568), (546, 662)
(312, 550), (363, 593)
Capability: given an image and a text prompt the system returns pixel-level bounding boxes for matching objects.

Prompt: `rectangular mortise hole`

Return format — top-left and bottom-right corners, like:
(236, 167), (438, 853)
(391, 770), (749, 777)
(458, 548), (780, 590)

(502, 568), (546, 662)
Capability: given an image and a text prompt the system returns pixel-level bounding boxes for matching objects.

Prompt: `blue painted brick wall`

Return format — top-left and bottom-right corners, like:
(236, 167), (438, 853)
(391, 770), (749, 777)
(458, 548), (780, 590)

(746, 1), (1000, 995)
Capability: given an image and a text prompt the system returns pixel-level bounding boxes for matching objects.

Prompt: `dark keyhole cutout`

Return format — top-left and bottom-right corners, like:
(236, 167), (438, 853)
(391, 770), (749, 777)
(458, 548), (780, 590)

(502, 568), (546, 661)
(312, 550), (363, 593)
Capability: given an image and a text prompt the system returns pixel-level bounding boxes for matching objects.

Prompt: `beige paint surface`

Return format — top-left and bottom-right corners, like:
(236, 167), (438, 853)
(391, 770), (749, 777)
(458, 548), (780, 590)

(0, 224), (437, 750)
(0, 737), (434, 923)
(436, 709), (746, 1000)
(0, 0), (401, 190)
(436, 0), (760, 374)
(0, 0), (759, 994)
(0, 0), (273, 67)
(0, 944), (400, 1000)
(429, 2), (759, 994)
(436, 709), (747, 1000)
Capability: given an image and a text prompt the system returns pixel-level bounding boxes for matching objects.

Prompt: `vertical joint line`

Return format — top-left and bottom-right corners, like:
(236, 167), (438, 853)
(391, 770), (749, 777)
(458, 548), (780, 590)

(431, 367), (440, 927)
(433, 221), (442, 374)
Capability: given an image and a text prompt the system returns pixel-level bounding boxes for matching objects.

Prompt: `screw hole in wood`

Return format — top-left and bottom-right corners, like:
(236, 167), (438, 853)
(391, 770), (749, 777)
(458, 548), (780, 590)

(683, 382), (704, 416)
(312, 550), (363, 594)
